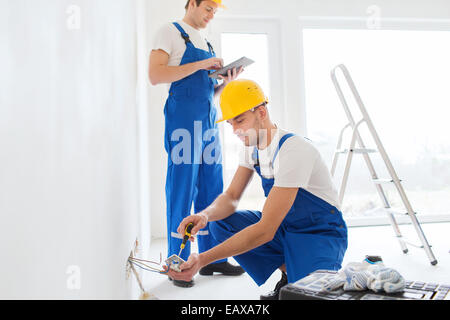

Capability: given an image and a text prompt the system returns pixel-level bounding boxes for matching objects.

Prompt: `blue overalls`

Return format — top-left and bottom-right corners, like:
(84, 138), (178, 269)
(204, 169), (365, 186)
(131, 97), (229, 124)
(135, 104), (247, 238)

(164, 22), (226, 264)
(210, 134), (348, 285)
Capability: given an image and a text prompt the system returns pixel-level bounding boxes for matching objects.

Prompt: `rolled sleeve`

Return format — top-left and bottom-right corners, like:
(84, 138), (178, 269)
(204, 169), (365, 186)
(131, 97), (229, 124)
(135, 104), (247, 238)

(152, 23), (173, 55)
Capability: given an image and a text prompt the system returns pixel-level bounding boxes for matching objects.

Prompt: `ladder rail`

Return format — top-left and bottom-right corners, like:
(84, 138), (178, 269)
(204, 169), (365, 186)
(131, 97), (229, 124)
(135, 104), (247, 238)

(331, 66), (391, 209)
(330, 64), (437, 265)
(331, 66), (408, 254)
(330, 123), (351, 176)
(337, 119), (366, 204)
(333, 65), (410, 208)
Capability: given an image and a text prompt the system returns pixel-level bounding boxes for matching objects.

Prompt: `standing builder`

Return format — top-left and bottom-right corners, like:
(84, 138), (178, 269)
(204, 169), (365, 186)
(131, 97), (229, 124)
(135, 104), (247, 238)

(149, 0), (245, 288)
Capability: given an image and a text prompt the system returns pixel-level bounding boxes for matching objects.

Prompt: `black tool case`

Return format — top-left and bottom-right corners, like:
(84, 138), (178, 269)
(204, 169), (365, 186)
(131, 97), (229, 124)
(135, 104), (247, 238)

(280, 270), (450, 300)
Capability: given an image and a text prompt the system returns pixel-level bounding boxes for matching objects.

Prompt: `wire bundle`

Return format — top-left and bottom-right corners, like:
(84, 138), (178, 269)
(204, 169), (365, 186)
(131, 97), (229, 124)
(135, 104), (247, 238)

(128, 254), (169, 275)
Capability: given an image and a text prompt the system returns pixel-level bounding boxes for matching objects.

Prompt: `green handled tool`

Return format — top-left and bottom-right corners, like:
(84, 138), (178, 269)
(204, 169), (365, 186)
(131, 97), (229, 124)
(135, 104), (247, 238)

(178, 223), (194, 257)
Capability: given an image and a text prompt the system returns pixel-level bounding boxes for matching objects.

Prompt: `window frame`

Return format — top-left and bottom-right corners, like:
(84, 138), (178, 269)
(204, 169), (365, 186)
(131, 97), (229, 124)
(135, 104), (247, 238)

(208, 17), (284, 188)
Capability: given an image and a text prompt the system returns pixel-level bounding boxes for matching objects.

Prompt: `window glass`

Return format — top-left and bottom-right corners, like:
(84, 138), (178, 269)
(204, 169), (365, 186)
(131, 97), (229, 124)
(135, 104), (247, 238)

(219, 33), (271, 210)
(303, 29), (450, 218)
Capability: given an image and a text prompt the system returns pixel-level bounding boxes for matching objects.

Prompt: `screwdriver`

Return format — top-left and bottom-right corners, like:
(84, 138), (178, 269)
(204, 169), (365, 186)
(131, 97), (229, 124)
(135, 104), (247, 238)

(178, 223), (194, 257)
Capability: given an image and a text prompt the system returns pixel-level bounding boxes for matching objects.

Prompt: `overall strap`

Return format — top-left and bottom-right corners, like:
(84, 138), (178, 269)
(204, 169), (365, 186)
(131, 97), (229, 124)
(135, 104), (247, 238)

(271, 133), (296, 168)
(172, 22), (191, 45)
(252, 133), (296, 169)
(206, 41), (215, 56)
(252, 147), (260, 168)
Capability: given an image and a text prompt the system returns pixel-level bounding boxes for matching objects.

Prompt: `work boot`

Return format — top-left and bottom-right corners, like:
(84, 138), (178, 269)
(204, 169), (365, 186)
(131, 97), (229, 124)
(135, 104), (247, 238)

(169, 277), (195, 288)
(199, 261), (245, 276)
(260, 271), (288, 300)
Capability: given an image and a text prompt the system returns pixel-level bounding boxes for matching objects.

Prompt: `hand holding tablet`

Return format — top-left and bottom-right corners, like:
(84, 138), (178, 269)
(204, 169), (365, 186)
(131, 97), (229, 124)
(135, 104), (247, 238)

(209, 56), (254, 79)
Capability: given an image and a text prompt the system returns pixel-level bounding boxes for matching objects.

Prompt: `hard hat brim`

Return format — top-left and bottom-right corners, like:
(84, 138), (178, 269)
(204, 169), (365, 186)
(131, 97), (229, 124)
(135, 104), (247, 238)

(216, 99), (268, 124)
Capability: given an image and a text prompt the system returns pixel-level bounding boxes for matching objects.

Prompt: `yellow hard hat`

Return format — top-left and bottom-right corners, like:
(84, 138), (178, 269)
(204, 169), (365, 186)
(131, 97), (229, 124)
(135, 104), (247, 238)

(211, 0), (227, 9)
(217, 79), (268, 123)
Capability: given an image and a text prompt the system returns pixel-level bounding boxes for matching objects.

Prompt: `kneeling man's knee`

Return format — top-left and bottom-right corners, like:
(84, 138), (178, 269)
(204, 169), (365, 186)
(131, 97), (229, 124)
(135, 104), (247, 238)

(209, 220), (227, 242)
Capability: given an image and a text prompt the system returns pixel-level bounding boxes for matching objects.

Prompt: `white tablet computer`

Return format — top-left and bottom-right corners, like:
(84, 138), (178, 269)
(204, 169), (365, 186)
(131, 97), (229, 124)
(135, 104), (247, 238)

(209, 56), (255, 79)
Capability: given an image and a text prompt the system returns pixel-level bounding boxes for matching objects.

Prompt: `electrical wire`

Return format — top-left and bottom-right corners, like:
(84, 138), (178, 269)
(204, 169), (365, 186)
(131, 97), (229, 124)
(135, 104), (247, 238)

(128, 259), (161, 273)
(128, 260), (162, 274)
(129, 254), (164, 268)
(128, 259), (169, 275)
(130, 257), (159, 265)
(129, 258), (168, 273)
(129, 258), (160, 270)
(128, 252), (169, 275)
(129, 254), (162, 266)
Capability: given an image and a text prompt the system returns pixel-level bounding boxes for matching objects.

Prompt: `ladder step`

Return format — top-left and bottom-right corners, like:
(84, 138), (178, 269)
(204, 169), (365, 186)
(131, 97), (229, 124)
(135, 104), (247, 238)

(396, 235), (431, 249)
(386, 208), (417, 216)
(335, 148), (377, 154)
(373, 178), (402, 184)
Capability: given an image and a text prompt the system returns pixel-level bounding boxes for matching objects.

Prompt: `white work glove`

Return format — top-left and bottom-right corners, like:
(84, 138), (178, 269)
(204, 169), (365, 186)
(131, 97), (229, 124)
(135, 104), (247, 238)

(322, 260), (405, 294)
(366, 266), (406, 293)
(322, 262), (373, 292)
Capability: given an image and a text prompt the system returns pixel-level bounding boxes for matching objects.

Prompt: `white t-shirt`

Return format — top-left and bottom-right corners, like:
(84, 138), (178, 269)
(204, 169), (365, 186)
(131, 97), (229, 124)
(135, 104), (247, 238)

(239, 128), (341, 209)
(152, 20), (211, 65)
(151, 21), (213, 91)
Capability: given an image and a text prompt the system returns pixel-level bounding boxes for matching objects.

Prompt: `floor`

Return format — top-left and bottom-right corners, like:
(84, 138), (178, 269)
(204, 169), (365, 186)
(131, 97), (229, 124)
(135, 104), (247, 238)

(141, 222), (450, 300)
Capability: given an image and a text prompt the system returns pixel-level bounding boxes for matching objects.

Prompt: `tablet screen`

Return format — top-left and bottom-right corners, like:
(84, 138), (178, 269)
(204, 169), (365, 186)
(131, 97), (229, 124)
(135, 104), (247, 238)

(209, 56), (255, 79)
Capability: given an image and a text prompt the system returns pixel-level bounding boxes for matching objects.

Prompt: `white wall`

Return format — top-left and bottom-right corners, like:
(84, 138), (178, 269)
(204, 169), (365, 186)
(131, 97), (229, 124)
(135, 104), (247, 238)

(146, 0), (450, 238)
(146, 1), (186, 239)
(0, 0), (146, 299)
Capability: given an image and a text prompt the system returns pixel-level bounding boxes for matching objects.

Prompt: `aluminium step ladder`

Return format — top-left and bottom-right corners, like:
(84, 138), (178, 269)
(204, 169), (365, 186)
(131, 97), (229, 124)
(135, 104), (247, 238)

(329, 64), (437, 266)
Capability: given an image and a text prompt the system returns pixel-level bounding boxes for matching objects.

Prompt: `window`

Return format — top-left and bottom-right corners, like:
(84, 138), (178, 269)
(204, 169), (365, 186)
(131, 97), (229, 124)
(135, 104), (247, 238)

(210, 18), (283, 211)
(219, 32), (270, 211)
(302, 27), (450, 222)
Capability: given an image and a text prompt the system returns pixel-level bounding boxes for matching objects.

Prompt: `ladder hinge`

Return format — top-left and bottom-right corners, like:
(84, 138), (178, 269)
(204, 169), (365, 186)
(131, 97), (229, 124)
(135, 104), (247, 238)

(335, 148), (377, 154)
